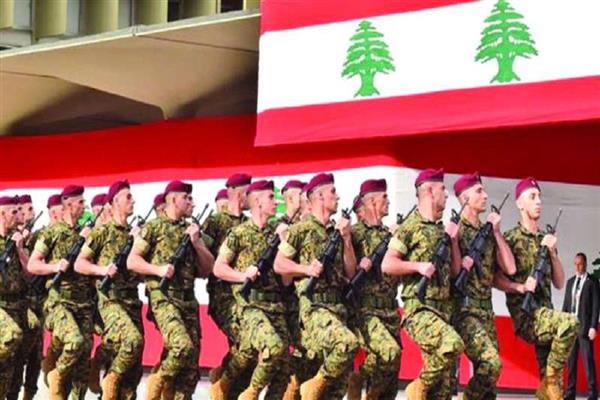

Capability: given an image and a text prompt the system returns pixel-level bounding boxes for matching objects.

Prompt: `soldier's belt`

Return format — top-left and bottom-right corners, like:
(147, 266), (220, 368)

(462, 296), (493, 310)
(105, 287), (139, 301)
(58, 289), (92, 302)
(404, 297), (444, 311)
(248, 290), (282, 303)
(360, 296), (398, 310)
(152, 288), (196, 302)
(311, 291), (342, 304)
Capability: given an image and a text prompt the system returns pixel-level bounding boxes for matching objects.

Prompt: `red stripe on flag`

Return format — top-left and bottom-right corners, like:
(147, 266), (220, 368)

(256, 76), (600, 146)
(261, 0), (478, 34)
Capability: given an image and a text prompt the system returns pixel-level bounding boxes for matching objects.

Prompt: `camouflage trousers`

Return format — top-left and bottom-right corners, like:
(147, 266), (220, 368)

(225, 306), (290, 398)
(301, 304), (359, 399)
(44, 298), (94, 400)
(453, 306), (501, 400)
(354, 309), (402, 400)
(0, 305), (27, 399)
(403, 307), (465, 395)
(98, 297), (144, 399)
(285, 291), (312, 383)
(7, 301), (44, 400)
(150, 291), (200, 398)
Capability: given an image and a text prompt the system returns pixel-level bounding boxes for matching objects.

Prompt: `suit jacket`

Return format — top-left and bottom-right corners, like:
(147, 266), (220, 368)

(563, 274), (600, 337)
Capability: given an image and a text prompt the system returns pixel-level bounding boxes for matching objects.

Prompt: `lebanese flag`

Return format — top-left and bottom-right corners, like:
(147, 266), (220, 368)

(256, 0), (600, 146)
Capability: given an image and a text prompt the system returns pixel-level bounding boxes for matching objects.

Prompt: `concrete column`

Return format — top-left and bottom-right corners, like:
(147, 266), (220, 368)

(83, 0), (119, 35)
(180, 0), (219, 18)
(34, 0), (67, 41)
(243, 0), (260, 10)
(0, 0), (15, 29)
(134, 0), (167, 25)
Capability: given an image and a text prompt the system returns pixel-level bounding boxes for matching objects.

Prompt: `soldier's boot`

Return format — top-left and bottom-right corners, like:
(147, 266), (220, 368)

(362, 385), (385, 400)
(347, 371), (363, 400)
(543, 367), (563, 400)
(145, 372), (167, 400)
(100, 371), (120, 400)
(42, 351), (59, 387)
(47, 369), (66, 400)
(208, 365), (224, 384)
(534, 380), (549, 400)
(282, 375), (300, 400)
(88, 354), (103, 394)
(210, 375), (232, 400)
(161, 378), (175, 400)
(237, 384), (261, 400)
(299, 372), (328, 400)
(405, 378), (428, 400)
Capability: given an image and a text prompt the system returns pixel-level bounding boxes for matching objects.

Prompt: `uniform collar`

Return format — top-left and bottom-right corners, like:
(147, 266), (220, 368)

(307, 214), (335, 229)
(460, 215), (481, 229)
(415, 209), (443, 226)
(517, 222), (543, 238)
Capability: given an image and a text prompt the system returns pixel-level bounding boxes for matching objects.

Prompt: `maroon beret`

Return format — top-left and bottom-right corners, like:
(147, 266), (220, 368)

(226, 173), (252, 188)
(106, 180), (130, 203)
(47, 194), (62, 208)
(215, 188), (228, 201)
(304, 173), (334, 195)
(352, 195), (363, 212)
(282, 180), (305, 193)
(0, 196), (18, 206)
(246, 180), (274, 194)
(61, 185), (84, 199)
(359, 179), (387, 197)
(164, 180), (192, 195)
(453, 172), (482, 197)
(515, 177), (540, 200)
(153, 193), (166, 208)
(415, 168), (444, 187)
(17, 195), (32, 204)
(91, 194), (107, 207)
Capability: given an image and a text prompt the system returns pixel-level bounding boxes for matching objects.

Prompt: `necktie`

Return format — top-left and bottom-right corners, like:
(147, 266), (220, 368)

(572, 277), (581, 313)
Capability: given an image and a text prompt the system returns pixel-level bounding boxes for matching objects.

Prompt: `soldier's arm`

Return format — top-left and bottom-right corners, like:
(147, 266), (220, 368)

(213, 254), (252, 283)
(75, 230), (113, 277)
(11, 232), (30, 277)
(449, 233), (462, 277)
(492, 270), (525, 294)
(27, 249), (63, 275)
(494, 231), (516, 276)
(381, 248), (432, 277)
(127, 227), (171, 278)
(274, 225), (314, 279)
(549, 249), (565, 290)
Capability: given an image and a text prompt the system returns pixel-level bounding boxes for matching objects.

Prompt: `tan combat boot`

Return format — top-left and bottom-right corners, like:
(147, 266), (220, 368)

(161, 378), (175, 400)
(47, 369), (66, 400)
(282, 374), (300, 400)
(145, 372), (167, 400)
(299, 372), (328, 400)
(210, 374), (232, 400)
(405, 378), (428, 400)
(101, 371), (121, 400)
(363, 385), (384, 400)
(347, 371), (363, 400)
(543, 367), (563, 400)
(208, 365), (224, 383)
(41, 351), (59, 387)
(237, 384), (261, 400)
(88, 354), (103, 394)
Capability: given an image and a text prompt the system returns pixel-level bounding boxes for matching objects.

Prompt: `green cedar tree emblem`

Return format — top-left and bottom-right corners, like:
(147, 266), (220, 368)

(476, 0), (538, 83)
(342, 20), (395, 97)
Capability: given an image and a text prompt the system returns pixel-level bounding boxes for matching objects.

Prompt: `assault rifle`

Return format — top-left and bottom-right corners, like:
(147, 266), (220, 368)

(521, 209), (563, 315)
(0, 211), (43, 287)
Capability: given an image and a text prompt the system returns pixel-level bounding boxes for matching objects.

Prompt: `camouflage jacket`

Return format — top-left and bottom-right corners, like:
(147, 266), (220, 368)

(219, 219), (284, 313)
(34, 220), (95, 302)
(0, 230), (28, 299)
(134, 216), (198, 292)
(81, 219), (140, 302)
(504, 223), (553, 323)
(203, 211), (248, 257)
(456, 216), (498, 301)
(351, 221), (399, 313)
(388, 210), (451, 313)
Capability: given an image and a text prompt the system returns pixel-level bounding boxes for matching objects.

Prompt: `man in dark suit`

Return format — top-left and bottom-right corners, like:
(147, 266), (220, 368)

(563, 252), (599, 400)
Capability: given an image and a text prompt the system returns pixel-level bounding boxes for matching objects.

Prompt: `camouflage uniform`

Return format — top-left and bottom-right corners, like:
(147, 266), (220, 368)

(80, 220), (144, 399)
(35, 221), (96, 399)
(134, 216), (201, 398)
(350, 221), (402, 399)
(279, 215), (359, 399)
(452, 216), (502, 400)
(504, 223), (578, 377)
(219, 219), (290, 398)
(0, 231), (29, 399)
(388, 211), (465, 396)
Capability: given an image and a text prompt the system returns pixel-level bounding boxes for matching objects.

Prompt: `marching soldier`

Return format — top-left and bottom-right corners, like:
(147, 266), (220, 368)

(274, 172), (359, 400)
(128, 180), (214, 400)
(347, 179), (402, 400)
(382, 169), (464, 400)
(215, 189), (229, 213)
(75, 180), (144, 400)
(212, 180), (291, 400)
(451, 173), (516, 399)
(494, 178), (578, 400)
(0, 195), (30, 399)
(27, 185), (94, 399)
(91, 194), (112, 227)
(153, 193), (166, 218)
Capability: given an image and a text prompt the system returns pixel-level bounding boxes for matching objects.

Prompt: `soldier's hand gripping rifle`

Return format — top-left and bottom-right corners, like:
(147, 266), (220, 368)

(239, 208), (301, 301)
(453, 192), (510, 296)
(302, 208), (351, 300)
(344, 206), (416, 302)
(99, 205), (155, 294)
(158, 204), (209, 293)
(51, 207), (104, 290)
(0, 211), (43, 288)
(415, 202), (467, 303)
(521, 209), (563, 315)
